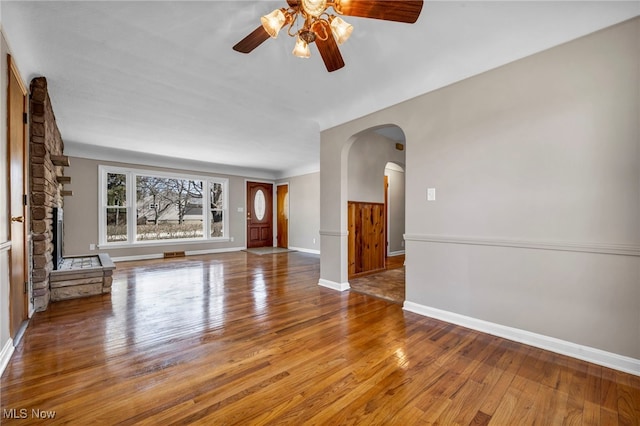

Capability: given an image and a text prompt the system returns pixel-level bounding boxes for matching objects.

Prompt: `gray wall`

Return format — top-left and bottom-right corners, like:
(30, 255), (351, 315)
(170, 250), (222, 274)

(320, 18), (640, 359)
(347, 132), (405, 203)
(64, 157), (250, 259)
(278, 172), (320, 252)
(65, 157), (323, 258)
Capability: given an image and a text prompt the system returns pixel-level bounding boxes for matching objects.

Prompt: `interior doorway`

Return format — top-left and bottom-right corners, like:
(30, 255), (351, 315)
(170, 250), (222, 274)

(276, 184), (289, 248)
(346, 126), (406, 303)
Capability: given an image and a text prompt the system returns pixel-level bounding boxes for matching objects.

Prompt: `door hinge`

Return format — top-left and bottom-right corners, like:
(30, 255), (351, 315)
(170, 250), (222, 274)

(23, 194), (28, 206)
(24, 281), (29, 294)
(23, 112), (28, 124)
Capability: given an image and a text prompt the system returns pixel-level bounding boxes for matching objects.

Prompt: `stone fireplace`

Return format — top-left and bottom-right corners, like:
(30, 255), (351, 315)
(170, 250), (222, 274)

(29, 77), (65, 311)
(29, 77), (114, 310)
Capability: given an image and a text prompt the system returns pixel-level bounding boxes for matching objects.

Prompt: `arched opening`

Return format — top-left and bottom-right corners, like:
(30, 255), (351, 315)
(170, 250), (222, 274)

(345, 125), (406, 304)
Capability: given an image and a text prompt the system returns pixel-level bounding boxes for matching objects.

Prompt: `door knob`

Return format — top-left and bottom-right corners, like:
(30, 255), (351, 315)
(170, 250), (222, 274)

(11, 216), (24, 223)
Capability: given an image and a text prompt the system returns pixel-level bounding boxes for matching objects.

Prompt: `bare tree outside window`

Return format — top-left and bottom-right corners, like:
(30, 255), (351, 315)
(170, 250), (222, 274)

(106, 173), (127, 242)
(136, 176), (204, 241)
(211, 182), (224, 237)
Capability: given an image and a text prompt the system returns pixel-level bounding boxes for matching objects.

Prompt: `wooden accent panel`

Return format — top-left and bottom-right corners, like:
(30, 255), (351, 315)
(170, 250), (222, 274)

(1, 252), (638, 424)
(348, 201), (385, 278)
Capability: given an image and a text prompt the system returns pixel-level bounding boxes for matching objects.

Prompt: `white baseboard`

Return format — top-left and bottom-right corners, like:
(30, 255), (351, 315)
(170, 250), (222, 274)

(186, 247), (244, 256)
(403, 301), (640, 377)
(110, 253), (163, 262)
(0, 338), (15, 377)
(111, 247), (244, 263)
(289, 246), (320, 255)
(388, 250), (405, 257)
(318, 279), (350, 292)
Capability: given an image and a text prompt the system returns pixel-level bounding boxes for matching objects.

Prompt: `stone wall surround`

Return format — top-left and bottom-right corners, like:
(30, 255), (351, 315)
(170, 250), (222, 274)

(29, 77), (65, 311)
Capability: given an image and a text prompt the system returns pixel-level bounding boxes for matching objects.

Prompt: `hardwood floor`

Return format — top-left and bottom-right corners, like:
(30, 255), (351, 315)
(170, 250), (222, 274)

(2, 251), (639, 424)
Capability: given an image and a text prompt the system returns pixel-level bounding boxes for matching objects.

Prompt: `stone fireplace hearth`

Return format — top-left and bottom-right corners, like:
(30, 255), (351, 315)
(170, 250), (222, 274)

(49, 253), (115, 301)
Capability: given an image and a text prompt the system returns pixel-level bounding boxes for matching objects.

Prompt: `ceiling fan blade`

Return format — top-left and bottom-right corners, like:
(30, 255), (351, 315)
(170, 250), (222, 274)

(233, 26), (270, 54)
(314, 24), (345, 72)
(335, 0), (424, 24)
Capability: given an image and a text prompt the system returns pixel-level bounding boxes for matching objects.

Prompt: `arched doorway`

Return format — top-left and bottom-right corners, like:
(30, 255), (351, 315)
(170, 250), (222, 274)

(318, 121), (408, 296)
(343, 126), (406, 303)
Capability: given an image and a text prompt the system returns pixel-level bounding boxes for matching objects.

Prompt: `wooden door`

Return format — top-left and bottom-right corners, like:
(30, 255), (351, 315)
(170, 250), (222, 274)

(246, 181), (273, 248)
(276, 184), (288, 248)
(8, 55), (28, 337)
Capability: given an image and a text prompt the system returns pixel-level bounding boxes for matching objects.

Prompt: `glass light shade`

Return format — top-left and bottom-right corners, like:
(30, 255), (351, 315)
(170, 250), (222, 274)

(292, 37), (311, 58)
(261, 9), (286, 38)
(301, 0), (328, 17)
(330, 16), (353, 45)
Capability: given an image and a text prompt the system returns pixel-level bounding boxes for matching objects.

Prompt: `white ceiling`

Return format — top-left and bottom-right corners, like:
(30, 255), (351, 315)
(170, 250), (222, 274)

(2, 1), (638, 178)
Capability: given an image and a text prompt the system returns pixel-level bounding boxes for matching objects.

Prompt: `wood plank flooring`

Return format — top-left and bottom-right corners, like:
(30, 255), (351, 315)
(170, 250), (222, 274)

(2, 251), (639, 424)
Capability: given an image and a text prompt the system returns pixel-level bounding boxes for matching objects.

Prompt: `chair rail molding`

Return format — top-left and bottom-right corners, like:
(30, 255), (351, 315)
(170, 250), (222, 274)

(319, 230), (348, 237)
(404, 234), (640, 257)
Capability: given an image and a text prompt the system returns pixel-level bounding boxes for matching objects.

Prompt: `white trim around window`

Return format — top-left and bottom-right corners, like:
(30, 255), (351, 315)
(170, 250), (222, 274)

(98, 165), (229, 248)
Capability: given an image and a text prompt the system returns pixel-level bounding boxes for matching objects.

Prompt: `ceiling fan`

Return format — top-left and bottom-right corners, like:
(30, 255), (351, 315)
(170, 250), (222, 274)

(233, 0), (424, 72)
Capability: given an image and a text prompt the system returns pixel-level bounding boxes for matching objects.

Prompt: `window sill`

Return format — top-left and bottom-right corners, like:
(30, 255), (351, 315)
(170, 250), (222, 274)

(98, 238), (231, 250)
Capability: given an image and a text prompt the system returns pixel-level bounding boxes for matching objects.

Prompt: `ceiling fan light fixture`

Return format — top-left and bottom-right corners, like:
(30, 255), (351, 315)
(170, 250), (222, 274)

(234, 0), (424, 72)
(261, 9), (286, 38)
(329, 16), (353, 45)
(292, 36), (311, 58)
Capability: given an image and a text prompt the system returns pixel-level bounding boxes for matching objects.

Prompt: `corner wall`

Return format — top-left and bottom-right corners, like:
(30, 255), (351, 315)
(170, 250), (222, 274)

(320, 18), (640, 368)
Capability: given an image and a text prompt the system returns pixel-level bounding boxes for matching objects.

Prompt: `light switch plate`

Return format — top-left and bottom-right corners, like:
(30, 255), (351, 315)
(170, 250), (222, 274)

(427, 188), (436, 201)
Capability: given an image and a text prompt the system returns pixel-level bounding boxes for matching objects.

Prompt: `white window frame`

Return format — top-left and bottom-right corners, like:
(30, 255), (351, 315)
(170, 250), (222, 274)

(98, 165), (229, 248)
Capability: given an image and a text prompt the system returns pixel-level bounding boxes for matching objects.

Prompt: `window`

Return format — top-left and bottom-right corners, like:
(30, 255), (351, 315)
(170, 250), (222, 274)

(106, 172), (128, 242)
(210, 182), (224, 237)
(99, 166), (228, 246)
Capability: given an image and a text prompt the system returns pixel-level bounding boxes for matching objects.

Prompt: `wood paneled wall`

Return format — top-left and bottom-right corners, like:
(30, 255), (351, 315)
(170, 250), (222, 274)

(348, 201), (385, 278)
